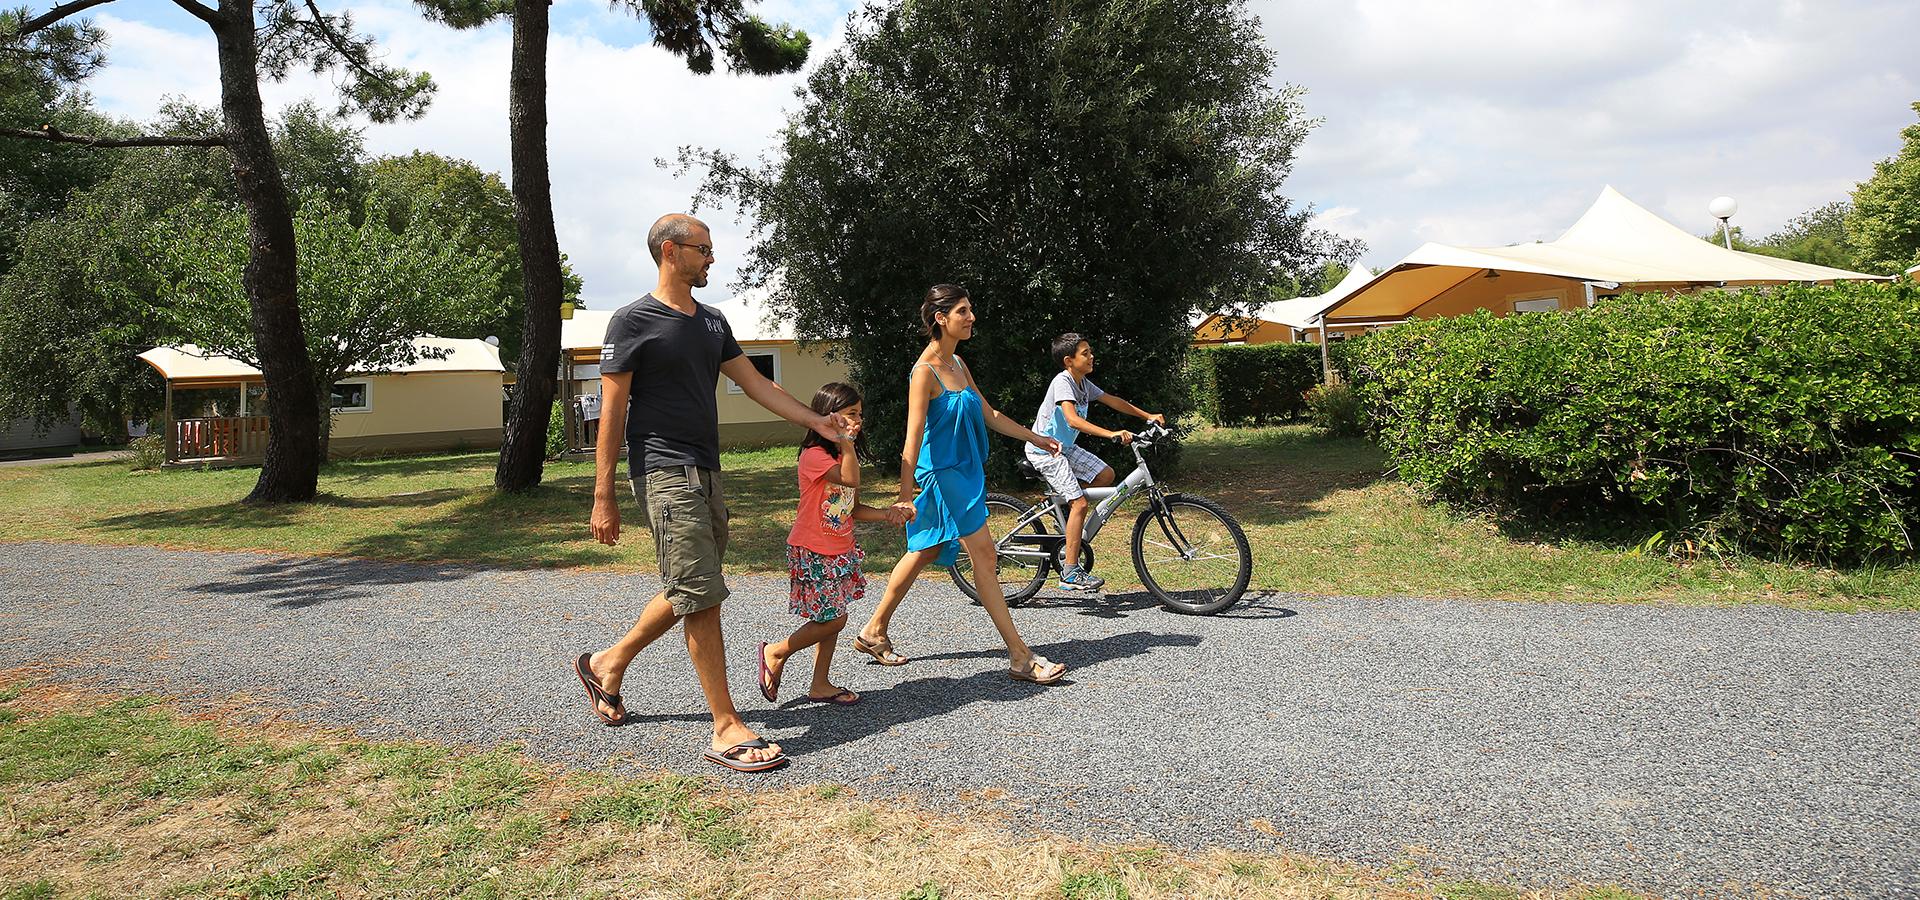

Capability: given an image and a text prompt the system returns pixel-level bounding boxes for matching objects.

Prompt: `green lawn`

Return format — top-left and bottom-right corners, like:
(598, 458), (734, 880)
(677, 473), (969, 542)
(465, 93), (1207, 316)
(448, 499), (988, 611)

(0, 679), (1644, 899)
(0, 425), (1912, 610)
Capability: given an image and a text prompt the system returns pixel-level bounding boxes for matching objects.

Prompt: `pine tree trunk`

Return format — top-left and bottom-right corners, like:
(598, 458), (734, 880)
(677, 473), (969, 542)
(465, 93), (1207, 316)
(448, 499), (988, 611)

(495, 0), (564, 493)
(213, 0), (320, 503)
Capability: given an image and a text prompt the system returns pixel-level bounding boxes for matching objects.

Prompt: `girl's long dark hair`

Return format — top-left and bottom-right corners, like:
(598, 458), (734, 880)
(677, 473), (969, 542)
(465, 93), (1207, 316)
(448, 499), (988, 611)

(800, 382), (874, 464)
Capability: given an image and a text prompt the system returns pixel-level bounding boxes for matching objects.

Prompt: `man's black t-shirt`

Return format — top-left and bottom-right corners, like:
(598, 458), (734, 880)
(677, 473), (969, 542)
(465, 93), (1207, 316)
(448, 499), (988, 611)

(599, 294), (743, 474)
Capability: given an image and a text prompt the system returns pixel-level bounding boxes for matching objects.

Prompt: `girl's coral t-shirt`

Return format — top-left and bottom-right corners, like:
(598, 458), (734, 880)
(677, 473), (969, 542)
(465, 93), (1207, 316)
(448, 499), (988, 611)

(788, 445), (857, 556)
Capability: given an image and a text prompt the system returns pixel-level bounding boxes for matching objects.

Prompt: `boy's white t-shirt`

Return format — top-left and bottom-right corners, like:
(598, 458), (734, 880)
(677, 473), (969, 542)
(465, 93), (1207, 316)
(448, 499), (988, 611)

(1027, 370), (1105, 454)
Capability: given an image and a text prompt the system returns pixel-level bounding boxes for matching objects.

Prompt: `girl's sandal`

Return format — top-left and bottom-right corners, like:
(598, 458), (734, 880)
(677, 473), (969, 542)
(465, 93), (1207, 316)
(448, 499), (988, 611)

(1009, 654), (1066, 685)
(852, 633), (909, 666)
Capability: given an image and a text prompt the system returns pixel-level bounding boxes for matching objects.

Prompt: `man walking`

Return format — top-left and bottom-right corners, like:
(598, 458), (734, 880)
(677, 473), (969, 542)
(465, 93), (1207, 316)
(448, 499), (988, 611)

(577, 213), (849, 773)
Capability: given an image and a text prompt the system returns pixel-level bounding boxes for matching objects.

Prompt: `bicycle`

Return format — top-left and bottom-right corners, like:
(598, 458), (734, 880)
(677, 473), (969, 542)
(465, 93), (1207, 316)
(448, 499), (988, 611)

(950, 422), (1253, 615)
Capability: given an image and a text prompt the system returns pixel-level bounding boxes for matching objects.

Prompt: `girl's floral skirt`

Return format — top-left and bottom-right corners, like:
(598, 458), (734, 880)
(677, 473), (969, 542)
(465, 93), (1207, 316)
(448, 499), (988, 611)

(786, 544), (866, 623)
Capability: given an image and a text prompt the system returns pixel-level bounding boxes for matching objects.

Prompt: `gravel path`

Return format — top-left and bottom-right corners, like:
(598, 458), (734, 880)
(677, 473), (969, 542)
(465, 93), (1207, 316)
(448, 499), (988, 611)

(1, 541), (1915, 897)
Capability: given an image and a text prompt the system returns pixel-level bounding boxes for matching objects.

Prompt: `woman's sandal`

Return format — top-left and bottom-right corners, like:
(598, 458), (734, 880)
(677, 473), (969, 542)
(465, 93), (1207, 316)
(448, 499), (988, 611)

(804, 688), (861, 706)
(852, 633), (909, 666)
(1009, 654), (1067, 685)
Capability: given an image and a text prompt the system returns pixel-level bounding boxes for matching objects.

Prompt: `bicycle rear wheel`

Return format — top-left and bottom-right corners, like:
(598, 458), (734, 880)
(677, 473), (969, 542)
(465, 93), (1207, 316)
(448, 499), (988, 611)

(951, 493), (1053, 606)
(1130, 492), (1251, 615)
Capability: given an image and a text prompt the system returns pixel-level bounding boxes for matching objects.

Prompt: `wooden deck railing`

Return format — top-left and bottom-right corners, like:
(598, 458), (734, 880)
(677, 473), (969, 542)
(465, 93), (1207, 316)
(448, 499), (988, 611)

(168, 415), (270, 462)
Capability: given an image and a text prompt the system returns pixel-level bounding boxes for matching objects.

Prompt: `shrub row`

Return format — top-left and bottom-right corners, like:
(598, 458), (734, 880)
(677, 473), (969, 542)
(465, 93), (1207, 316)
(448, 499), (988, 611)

(1345, 282), (1920, 563)
(1185, 342), (1322, 426)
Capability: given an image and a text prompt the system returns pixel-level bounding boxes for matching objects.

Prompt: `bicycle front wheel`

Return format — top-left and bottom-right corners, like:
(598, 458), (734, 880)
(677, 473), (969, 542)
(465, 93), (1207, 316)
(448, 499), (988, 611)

(1130, 492), (1251, 615)
(951, 493), (1053, 606)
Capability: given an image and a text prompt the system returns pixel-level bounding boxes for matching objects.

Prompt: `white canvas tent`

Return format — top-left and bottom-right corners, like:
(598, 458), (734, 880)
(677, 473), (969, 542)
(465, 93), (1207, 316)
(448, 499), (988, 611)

(1322, 186), (1889, 327)
(1259, 262), (1379, 330)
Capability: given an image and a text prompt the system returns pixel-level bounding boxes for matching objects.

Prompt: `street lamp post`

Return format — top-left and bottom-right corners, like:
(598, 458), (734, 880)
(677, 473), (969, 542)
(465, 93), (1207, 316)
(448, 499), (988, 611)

(1709, 196), (1738, 250)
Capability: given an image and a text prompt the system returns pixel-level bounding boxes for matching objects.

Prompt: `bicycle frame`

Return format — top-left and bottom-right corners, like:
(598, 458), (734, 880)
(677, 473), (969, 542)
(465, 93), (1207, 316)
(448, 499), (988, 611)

(994, 429), (1169, 567)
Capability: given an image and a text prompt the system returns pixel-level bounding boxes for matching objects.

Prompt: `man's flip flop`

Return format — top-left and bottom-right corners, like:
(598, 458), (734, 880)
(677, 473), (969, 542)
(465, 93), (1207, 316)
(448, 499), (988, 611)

(852, 634), (908, 666)
(704, 738), (789, 773)
(757, 641), (781, 702)
(573, 652), (625, 725)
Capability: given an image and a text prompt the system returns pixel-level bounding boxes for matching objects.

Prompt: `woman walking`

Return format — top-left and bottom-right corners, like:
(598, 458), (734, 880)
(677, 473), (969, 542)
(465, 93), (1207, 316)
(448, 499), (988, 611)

(853, 284), (1068, 684)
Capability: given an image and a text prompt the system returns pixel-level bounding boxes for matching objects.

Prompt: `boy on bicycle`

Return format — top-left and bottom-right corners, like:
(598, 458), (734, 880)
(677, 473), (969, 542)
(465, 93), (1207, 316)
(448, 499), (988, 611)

(1025, 333), (1166, 592)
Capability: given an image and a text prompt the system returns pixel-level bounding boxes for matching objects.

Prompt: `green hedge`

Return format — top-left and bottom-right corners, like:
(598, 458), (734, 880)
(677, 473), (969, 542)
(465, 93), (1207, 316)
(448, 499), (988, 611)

(1347, 282), (1920, 563)
(1186, 343), (1322, 426)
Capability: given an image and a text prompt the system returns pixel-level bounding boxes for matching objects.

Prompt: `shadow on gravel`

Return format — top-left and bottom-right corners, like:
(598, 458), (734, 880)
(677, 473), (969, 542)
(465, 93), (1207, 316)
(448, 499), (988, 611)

(1021, 589), (1298, 621)
(624, 630), (1202, 754)
(187, 556), (479, 608)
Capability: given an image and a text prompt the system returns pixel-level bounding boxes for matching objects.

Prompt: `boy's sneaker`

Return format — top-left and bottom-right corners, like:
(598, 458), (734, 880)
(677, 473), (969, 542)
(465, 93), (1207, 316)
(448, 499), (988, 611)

(1058, 565), (1105, 592)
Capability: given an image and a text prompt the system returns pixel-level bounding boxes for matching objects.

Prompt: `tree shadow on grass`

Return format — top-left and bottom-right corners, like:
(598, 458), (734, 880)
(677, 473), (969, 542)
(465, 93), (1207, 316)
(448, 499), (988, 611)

(90, 489), (473, 533)
(621, 629), (1204, 755)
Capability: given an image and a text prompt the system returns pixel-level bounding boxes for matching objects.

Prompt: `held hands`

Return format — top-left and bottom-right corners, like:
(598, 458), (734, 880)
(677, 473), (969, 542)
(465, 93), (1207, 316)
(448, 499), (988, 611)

(590, 498), (621, 546)
(812, 411), (856, 444)
(886, 501), (917, 526)
(835, 416), (863, 446)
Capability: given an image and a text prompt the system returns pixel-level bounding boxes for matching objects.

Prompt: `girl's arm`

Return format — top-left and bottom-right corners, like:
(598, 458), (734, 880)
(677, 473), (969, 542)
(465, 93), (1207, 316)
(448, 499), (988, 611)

(824, 440), (861, 488)
(958, 355), (1059, 448)
(898, 365), (934, 502)
(850, 503), (891, 523)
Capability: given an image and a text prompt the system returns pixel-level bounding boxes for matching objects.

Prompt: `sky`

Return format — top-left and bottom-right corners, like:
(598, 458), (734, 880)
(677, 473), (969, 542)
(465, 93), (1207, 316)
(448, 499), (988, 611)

(67, 0), (1920, 307)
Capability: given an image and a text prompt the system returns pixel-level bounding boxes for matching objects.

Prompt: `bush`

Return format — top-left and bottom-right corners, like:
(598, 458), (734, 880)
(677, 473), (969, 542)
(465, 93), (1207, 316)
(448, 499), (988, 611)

(545, 399), (567, 460)
(126, 433), (166, 470)
(1304, 382), (1364, 437)
(1347, 282), (1920, 563)
(1186, 343), (1321, 426)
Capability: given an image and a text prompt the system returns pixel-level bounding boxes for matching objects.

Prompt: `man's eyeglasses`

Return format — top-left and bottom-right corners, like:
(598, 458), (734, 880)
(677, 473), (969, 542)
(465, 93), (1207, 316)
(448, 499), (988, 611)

(674, 242), (715, 258)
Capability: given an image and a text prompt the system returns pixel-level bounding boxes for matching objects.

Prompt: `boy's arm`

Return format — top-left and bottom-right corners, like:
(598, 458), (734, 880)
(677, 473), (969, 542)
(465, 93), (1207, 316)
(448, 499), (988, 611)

(1059, 400), (1130, 442)
(1096, 393), (1165, 425)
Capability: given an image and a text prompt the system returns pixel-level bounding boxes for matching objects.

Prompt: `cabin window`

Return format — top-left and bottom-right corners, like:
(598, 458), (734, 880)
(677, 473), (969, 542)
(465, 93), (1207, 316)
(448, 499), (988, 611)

(1512, 297), (1561, 314)
(330, 380), (372, 413)
(725, 350), (780, 394)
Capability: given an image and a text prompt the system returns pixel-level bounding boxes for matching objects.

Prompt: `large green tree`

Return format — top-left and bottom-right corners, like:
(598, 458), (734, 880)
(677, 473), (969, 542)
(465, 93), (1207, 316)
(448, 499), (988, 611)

(687, 0), (1344, 477)
(148, 196), (503, 458)
(361, 151), (582, 364)
(1848, 101), (1920, 276)
(415, 0), (809, 492)
(2, 0), (432, 502)
(0, 101), (364, 439)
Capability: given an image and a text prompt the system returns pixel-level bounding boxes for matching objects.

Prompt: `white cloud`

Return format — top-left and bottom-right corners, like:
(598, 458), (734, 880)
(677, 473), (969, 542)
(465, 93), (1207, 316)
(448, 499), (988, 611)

(72, 0), (1920, 295)
(1257, 0), (1920, 270)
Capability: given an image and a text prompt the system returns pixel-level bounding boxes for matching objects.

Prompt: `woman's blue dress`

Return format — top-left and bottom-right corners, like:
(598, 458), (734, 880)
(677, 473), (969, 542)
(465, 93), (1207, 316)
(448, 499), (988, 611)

(904, 361), (989, 567)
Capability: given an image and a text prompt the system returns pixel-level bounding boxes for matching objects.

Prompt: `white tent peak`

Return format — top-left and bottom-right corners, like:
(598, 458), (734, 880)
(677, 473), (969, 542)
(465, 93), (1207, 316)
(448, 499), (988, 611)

(1257, 262), (1379, 329)
(1322, 186), (1888, 324)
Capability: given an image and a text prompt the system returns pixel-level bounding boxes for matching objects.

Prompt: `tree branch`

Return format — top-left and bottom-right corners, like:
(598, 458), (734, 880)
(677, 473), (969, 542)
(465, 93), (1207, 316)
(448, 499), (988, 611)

(12, 0), (117, 35)
(0, 124), (228, 148)
(165, 0), (219, 27)
(298, 0), (386, 86)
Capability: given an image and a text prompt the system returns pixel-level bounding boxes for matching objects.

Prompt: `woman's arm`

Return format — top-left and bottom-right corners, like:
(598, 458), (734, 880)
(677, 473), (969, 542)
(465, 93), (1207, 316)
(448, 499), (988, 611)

(958, 355), (1060, 448)
(898, 365), (933, 502)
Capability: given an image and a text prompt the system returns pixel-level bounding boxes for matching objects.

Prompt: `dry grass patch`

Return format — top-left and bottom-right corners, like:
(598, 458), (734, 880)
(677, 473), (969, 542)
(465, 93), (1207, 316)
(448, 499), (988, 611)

(0, 674), (1646, 900)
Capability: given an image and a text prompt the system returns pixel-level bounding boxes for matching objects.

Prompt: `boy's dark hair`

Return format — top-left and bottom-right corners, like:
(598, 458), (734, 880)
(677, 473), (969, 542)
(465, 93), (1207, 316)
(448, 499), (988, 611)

(921, 284), (970, 338)
(800, 382), (875, 464)
(1050, 332), (1087, 369)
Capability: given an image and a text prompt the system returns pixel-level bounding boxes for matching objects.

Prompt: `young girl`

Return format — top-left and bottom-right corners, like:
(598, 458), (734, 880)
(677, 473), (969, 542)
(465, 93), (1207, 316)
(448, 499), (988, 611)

(758, 383), (908, 706)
